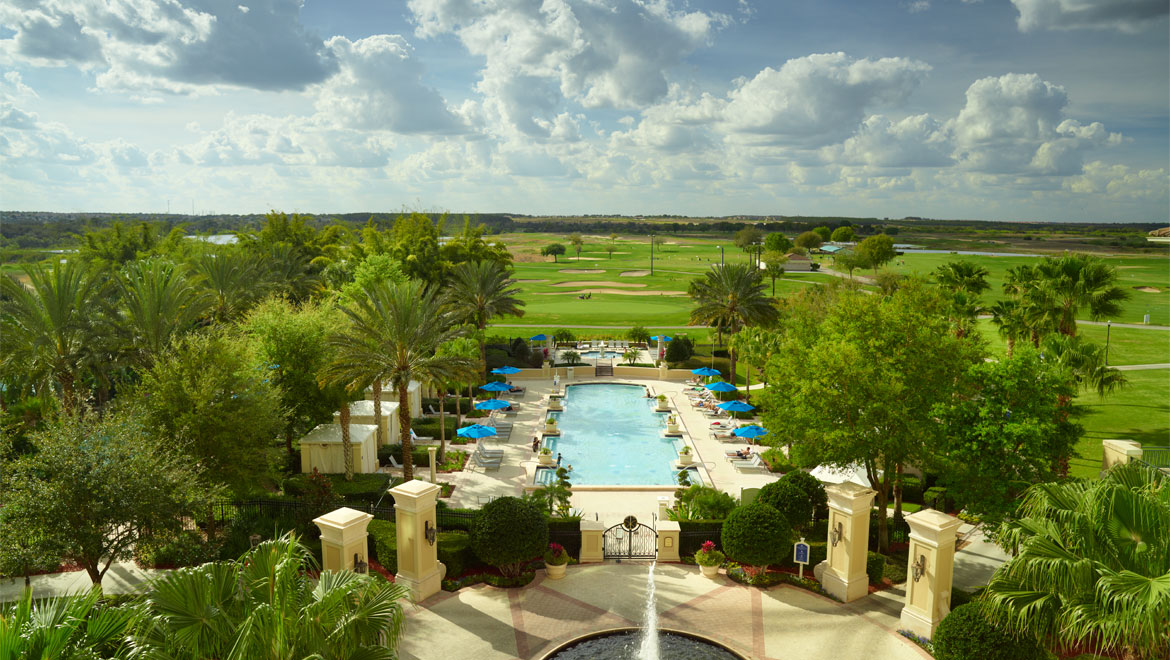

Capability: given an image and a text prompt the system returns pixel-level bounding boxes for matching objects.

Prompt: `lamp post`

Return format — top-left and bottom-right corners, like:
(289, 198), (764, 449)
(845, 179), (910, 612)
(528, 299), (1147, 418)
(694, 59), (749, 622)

(650, 233), (654, 276)
(1105, 320), (1111, 366)
(718, 245), (724, 266)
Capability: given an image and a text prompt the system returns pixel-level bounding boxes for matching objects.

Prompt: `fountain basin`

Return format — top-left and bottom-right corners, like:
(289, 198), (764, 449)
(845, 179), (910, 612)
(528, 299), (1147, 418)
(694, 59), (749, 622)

(541, 628), (746, 660)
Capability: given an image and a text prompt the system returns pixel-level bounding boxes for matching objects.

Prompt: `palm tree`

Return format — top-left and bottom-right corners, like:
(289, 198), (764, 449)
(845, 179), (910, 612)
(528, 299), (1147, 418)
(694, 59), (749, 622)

(688, 263), (779, 383)
(109, 259), (208, 369)
(0, 262), (103, 414)
(446, 261), (525, 377)
(0, 586), (132, 659)
(191, 249), (269, 323)
(434, 338), (480, 463)
(983, 463), (1169, 660)
(1042, 334), (1127, 398)
(322, 281), (474, 481)
(1002, 264), (1059, 348)
(934, 260), (991, 295)
(729, 326), (767, 404)
(1032, 254), (1130, 337)
(130, 532), (411, 659)
(989, 299), (1032, 357)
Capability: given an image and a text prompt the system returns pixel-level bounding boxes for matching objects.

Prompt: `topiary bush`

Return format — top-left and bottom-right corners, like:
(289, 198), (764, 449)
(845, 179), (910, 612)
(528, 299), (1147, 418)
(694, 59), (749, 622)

(866, 551), (886, 584)
(780, 470), (829, 521)
(367, 519), (397, 573)
(470, 497), (548, 578)
(721, 502), (793, 578)
(757, 478), (814, 533)
(437, 530), (474, 579)
(933, 603), (1049, 660)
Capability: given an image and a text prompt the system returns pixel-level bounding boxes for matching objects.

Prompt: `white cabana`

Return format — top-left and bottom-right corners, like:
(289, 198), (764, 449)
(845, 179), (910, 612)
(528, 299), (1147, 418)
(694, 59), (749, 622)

(334, 399), (399, 446)
(300, 423), (378, 475)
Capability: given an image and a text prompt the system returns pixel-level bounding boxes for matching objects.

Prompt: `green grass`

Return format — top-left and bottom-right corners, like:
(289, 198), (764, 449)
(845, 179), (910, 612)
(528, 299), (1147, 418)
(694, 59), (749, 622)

(1068, 369), (1170, 479)
(975, 319), (1169, 366)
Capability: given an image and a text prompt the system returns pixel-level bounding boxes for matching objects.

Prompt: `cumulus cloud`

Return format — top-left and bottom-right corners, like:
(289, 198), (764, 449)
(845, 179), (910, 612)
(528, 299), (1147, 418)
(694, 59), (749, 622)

(1065, 161), (1169, 201)
(0, 0), (338, 92)
(1011, 0), (1168, 33)
(177, 112), (396, 168)
(314, 35), (466, 135)
(833, 114), (952, 167)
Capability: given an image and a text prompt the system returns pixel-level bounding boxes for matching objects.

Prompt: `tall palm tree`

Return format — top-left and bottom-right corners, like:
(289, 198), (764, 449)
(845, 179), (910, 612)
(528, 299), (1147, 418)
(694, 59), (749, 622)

(983, 463), (1169, 660)
(688, 263), (779, 382)
(191, 249), (269, 323)
(322, 281), (474, 481)
(109, 259), (208, 369)
(729, 326), (767, 404)
(446, 261), (525, 377)
(0, 262), (103, 414)
(934, 260), (991, 295)
(130, 532), (411, 660)
(1041, 334), (1127, 398)
(434, 338), (481, 463)
(989, 299), (1032, 357)
(1002, 264), (1059, 348)
(1032, 254), (1130, 337)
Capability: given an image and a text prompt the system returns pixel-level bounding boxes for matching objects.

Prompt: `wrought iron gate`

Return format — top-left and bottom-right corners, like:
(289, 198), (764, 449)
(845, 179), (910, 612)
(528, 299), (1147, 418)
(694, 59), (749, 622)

(603, 515), (657, 559)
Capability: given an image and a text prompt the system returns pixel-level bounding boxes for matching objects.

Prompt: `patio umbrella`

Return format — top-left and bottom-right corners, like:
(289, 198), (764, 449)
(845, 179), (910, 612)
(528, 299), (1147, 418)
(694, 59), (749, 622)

(705, 381), (737, 393)
(457, 424), (498, 439)
(529, 334), (549, 341)
(732, 425), (769, 439)
(474, 399), (511, 410)
(650, 335), (673, 341)
(691, 367), (721, 377)
(479, 381), (511, 392)
(491, 366), (522, 375)
(716, 400), (755, 412)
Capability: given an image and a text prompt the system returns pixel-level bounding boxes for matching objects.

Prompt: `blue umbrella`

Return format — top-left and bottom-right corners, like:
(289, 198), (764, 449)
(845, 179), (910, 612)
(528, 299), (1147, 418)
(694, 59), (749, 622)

(651, 335), (673, 341)
(691, 367), (721, 377)
(475, 399), (511, 410)
(529, 334), (548, 341)
(479, 381), (511, 392)
(457, 424), (498, 439)
(706, 381), (738, 393)
(732, 425), (769, 439)
(717, 400), (756, 412)
(491, 365), (522, 375)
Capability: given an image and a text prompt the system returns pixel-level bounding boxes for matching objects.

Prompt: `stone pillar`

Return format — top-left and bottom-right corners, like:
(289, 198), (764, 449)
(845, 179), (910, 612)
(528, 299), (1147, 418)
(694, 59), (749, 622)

(817, 482), (876, 603)
(313, 507), (373, 573)
(900, 509), (963, 638)
(657, 521), (680, 562)
(658, 362), (668, 380)
(579, 520), (605, 563)
(390, 480), (443, 602)
(427, 446), (437, 483)
(542, 361), (551, 379)
(657, 496), (671, 520)
(1101, 439), (1142, 472)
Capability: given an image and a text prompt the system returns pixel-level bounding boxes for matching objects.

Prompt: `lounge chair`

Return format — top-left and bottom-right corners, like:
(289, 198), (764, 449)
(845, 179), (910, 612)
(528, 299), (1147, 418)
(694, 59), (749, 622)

(476, 444), (503, 458)
(386, 454), (403, 469)
(426, 404), (441, 416)
(410, 429), (434, 443)
(472, 452), (501, 470)
(725, 449), (754, 460)
(731, 454), (768, 472)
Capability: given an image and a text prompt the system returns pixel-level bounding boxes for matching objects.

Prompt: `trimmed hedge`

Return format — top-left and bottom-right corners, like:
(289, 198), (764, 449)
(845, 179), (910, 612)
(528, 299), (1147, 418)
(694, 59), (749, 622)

(866, 551), (886, 584)
(368, 519), (397, 574)
(412, 417), (460, 440)
(437, 530), (474, 579)
(721, 503), (793, 572)
(469, 497), (548, 578)
(933, 603), (1049, 660)
(899, 475), (923, 504)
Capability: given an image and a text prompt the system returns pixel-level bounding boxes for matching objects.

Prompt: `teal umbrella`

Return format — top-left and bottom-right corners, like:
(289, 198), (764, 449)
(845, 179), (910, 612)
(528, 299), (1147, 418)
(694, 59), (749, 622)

(732, 425), (768, 439)
(491, 366), (521, 375)
(457, 424), (498, 439)
(706, 381), (737, 393)
(717, 400), (755, 412)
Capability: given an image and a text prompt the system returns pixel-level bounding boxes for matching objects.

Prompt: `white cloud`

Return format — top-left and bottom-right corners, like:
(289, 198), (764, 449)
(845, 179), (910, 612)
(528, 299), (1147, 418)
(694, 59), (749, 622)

(833, 114), (952, 167)
(1011, 0), (1168, 33)
(1065, 161), (1169, 202)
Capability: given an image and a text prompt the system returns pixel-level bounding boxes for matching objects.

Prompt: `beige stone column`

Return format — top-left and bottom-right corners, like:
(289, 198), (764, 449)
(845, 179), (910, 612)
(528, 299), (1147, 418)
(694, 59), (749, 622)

(817, 482), (876, 603)
(656, 521), (680, 562)
(658, 362), (668, 379)
(313, 507), (373, 573)
(427, 446), (437, 483)
(542, 361), (551, 379)
(579, 520), (605, 563)
(390, 480), (443, 602)
(1101, 439), (1142, 472)
(657, 496), (672, 520)
(900, 509), (963, 638)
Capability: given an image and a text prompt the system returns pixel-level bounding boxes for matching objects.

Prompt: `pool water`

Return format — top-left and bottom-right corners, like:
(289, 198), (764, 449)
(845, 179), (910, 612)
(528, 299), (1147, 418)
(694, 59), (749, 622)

(542, 383), (683, 485)
(579, 350), (623, 359)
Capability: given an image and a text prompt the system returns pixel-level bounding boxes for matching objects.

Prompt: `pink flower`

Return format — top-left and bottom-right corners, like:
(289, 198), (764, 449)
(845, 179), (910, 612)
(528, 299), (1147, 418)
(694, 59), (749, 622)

(700, 540), (716, 553)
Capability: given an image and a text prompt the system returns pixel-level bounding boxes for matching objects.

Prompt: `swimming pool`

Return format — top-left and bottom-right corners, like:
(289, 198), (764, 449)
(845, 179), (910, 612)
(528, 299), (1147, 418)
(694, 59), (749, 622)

(579, 350), (623, 359)
(540, 383), (684, 486)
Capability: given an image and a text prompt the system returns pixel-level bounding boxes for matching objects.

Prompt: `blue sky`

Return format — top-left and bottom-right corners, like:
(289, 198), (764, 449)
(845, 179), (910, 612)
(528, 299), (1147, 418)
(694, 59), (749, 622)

(1, 0), (1166, 222)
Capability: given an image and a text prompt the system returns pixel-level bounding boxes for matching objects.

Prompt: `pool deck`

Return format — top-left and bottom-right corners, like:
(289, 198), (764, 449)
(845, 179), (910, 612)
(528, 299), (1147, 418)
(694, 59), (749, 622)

(398, 561), (931, 660)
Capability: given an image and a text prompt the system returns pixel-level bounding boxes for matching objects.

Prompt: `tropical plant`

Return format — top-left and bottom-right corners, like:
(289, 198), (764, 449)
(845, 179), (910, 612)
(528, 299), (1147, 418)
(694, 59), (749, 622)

(694, 540), (725, 567)
(320, 281), (473, 481)
(934, 260), (991, 295)
(989, 299), (1033, 357)
(982, 463), (1170, 660)
(109, 258), (207, 369)
(729, 326), (767, 403)
(1041, 334), (1127, 398)
(435, 337), (481, 462)
(562, 350), (581, 365)
(762, 251), (787, 296)
(622, 348), (639, 365)
(1032, 253), (1129, 337)
(544, 542), (570, 566)
(0, 262), (103, 414)
(191, 248), (269, 323)
(129, 532), (411, 660)
(688, 263), (779, 382)
(0, 586), (134, 659)
(470, 497), (548, 578)
(446, 260), (525, 377)
(627, 325), (651, 344)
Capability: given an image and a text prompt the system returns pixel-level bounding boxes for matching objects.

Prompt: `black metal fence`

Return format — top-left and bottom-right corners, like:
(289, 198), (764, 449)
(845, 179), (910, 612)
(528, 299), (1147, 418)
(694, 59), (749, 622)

(211, 499), (396, 525)
(1138, 446), (1170, 470)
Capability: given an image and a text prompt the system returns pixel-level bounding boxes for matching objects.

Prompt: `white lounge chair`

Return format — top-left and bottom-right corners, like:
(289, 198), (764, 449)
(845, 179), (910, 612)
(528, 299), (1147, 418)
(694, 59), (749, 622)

(731, 454), (768, 472)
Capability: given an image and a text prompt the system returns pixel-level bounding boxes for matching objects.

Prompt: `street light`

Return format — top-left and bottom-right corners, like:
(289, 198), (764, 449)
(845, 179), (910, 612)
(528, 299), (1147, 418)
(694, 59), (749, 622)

(650, 233), (654, 276)
(718, 245), (724, 266)
(1105, 320), (1111, 366)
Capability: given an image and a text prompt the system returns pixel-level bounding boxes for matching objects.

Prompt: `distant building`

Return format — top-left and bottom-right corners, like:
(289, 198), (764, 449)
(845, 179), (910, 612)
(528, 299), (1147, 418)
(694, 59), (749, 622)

(784, 252), (813, 271)
(1148, 228), (1170, 244)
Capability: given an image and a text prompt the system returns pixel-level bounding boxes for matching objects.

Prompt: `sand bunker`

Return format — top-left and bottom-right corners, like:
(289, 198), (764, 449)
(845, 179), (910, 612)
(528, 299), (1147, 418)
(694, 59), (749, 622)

(550, 281), (645, 288)
(1134, 286), (1162, 293)
(534, 289), (687, 296)
(516, 279), (548, 283)
(559, 268), (605, 274)
(619, 270), (651, 277)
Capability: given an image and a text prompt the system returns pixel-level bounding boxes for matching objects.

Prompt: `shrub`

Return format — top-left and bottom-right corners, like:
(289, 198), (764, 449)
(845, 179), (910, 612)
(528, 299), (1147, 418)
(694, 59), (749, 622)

(218, 511), (309, 561)
(760, 448), (794, 473)
(932, 603), (1049, 660)
(561, 350), (581, 365)
(438, 530), (473, 578)
(694, 540), (725, 567)
(866, 551), (886, 584)
(553, 328), (576, 343)
(627, 326), (651, 344)
(899, 475), (923, 504)
(712, 348), (729, 358)
(135, 528), (219, 569)
(665, 337), (695, 364)
(672, 485), (737, 520)
(721, 503), (792, 577)
(781, 470), (829, 521)
(470, 497), (548, 578)
(543, 542), (570, 566)
(411, 416), (459, 440)
(367, 519), (397, 573)
(925, 486), (952, 511)
(883, 558), (907, 583)
(757, 478), (813, 532)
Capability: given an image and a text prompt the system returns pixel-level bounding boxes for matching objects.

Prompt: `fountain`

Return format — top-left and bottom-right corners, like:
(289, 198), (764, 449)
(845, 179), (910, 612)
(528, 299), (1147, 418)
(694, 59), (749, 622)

(542, 562), (744, 660)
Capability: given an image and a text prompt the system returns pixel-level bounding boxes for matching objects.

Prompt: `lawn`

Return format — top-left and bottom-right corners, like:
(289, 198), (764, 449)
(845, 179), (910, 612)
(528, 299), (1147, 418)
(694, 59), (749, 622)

(1068, 368), (1170, 479)
(974, 319), (1169, 366)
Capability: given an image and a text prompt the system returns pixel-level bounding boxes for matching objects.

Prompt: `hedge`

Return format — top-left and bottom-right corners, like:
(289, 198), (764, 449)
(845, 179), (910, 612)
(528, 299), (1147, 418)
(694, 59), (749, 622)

(437, 530), (475, 579)
(899, 475), (923, 504)
(721, 503), (792, 572)
(933, 603), (1049, 660)
(679, 520), (725, 556)
(411, 417), (460, 440)
(368, 519), (397, 574)
(866, 551), (886, 585)
(469, 497), (548, 578)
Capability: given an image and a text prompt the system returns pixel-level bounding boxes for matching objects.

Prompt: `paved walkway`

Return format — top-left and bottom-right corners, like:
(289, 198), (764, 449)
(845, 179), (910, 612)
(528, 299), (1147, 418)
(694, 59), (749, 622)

(0, 560), (162, 602)
(398, 562), (931, 660)
(1114, 363), (1170, 371)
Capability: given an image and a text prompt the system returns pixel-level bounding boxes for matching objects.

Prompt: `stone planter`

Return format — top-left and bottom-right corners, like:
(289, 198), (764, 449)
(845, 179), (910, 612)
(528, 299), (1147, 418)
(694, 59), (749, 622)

(543, 422), (560, 436)
(700, 564), (720, 579)
(655, 401), (670, 413)
(546, 563), (567, 580)
(549, 399), (563, 411)
(666, 420), (681, 434)
(539, 453), (554, 466)
(678, 451), (694, 466)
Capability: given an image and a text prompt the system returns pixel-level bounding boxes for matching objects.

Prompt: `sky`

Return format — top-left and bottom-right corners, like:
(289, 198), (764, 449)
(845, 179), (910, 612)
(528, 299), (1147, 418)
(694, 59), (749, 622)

(0, 0), (1167, 222)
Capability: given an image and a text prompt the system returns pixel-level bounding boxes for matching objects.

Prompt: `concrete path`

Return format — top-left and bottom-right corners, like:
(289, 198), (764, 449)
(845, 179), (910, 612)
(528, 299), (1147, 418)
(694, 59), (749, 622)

(398, 562), (930, 660)
(1114, 363), (1170, 371)
(0, 560), (162, 603)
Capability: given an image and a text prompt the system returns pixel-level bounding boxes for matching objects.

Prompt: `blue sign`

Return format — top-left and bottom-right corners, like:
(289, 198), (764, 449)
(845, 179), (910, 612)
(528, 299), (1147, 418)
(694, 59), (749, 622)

(793, 541), (810, 565)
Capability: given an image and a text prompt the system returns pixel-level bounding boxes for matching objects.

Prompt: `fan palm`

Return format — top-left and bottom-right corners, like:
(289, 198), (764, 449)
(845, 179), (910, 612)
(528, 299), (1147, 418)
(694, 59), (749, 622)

(983, 463), (1169, 660)
(321, 281), (473, 481)
(1033, 254), (1130, 337)
(0, 585), (133, 660)
(934, 260), (991, 295)
(1041, 334), (1127, 398)
(129, 532), (411, 660)
(688, 263), (779, 382)
(446, 261), (525, 377)
(109, 259), (208, 369)
(191, 249), (269, 323)
(1002, 264), (1059, 348)
(989, 299), (1032, 357)
(0, 262), (103, 414)
(434, 338), (481, 463)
